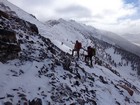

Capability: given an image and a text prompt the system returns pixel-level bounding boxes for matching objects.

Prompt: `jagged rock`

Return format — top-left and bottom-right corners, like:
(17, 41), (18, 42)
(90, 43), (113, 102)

(12, 89), (19, 91)
(77, 98), (85, 105)
(13, 15), (38, 34)
(91, 100), (97, 105)
(87, 98), (97, 105)
(7, 94), (14, 98)
(48, 20), (60, 27)
(29, 98), (42, 105)
(99, 76), (108, 84)
(47, 46), (56, 54)
(0, 29), (21, 61)
(0, 97), (5, 100)
(18, 39), (24, 44)
(95, 57), (102, 66)
(116, 101), (121, 105)
(18, 93), (26, 98)
(51, 95), (64, 103)
(110, 68), (120, 77)
(72, 92), (81, 98)
(74, 81), (80, 86)
(0, 10), (9, 19)
(4, 101), (12, 105)
(14, 16), (25, 25)
(0, 29), (17, 43)
(125, 96), (130, 103)
(54, 59), (61, 66)
(29, 23), (39, 34)
(29, 14), (36, 19)
(62, 57), (71, 70)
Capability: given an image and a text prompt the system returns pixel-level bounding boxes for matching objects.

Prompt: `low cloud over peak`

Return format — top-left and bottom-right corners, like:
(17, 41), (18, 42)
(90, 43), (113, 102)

(7, 0), (140, 34)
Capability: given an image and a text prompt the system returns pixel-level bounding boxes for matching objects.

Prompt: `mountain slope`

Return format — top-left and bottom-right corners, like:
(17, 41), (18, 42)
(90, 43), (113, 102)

(122, 33), (140, 46)
(0, 0), (140, 105)
(44, 19), (140, 76)
(45, 19), (140, 57)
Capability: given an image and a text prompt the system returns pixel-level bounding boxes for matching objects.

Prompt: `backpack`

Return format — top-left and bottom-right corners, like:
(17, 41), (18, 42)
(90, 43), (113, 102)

(92, 48), (96, 56)
(88, 47), (96, 56)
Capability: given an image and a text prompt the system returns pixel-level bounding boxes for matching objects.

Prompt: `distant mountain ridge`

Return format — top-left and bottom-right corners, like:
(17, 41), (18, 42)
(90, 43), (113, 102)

(45, 19), (140, 57)
(44, 18), (140, 76)
(122, 33), (140, 46)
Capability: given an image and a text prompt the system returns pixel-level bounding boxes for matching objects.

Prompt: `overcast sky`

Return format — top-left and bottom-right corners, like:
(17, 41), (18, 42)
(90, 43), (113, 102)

(7, 0), (140, 34)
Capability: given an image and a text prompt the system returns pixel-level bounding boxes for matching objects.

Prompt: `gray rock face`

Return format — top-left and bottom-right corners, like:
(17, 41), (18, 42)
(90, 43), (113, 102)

(0, 29), (21, 62)
(4, 101), (13, 105)
(29, 98), (42, 105)
(0, 9), (39, 63)
(0, 10), (9, 19)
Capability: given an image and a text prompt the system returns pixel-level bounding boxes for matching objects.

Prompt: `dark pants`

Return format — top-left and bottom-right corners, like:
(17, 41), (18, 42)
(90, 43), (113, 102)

(72, 49), (80, 58)
(85, 55), (93, 66)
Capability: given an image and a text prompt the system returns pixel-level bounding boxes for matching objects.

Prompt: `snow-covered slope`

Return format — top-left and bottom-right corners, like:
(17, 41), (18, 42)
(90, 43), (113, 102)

(122, 33), (140, 46)
(45, 19), (140, 57)
(0, 0), (140, 105)
(100, 31), (140, 56)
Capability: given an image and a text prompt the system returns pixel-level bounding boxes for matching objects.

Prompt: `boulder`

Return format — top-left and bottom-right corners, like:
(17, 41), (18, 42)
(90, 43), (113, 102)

(29, 23), (39, 34)
(4, 101), (12, 105)
(29, 98), (42, 105)
(0, 10), (9, 19)
(0, 29), (16, 43)
(99, 76), (108, 84)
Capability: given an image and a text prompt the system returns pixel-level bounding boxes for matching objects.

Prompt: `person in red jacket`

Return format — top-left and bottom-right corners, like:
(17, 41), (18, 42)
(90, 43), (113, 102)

(72, 40), (82, 58)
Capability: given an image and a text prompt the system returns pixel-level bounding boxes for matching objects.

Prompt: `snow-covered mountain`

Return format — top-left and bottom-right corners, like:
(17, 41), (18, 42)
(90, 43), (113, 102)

(44, 19), (140, 57)
(0, 0), (140, 105)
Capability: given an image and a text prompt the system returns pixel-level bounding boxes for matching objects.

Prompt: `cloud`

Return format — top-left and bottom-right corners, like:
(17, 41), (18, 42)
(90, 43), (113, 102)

(20, 0), (53, 7)
(56, 5), (92, 18)
(7, 0), (140, 34)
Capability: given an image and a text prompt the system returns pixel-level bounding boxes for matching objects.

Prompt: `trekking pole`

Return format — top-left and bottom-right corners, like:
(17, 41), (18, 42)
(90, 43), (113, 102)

(70, 41), (75, 44)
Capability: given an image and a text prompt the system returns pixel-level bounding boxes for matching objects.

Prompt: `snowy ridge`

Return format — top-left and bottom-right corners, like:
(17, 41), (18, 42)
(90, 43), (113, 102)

(0, 0), (140, 105)
(45, 19), (140, 57)
(44, 19), (140, 77)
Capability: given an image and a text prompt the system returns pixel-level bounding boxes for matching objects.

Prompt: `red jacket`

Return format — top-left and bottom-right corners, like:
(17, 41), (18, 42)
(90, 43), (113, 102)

(75, 42), (81, 50)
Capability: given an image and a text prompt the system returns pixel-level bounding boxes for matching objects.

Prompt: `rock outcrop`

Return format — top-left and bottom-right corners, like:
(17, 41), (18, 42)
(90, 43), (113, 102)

(0, 29), (21, 62)
(0, 10), (9, 19)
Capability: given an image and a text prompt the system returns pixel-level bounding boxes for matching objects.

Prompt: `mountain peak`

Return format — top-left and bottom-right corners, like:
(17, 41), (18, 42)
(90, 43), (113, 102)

(58, 18), (67, 22)
(45, 18), (71, 27)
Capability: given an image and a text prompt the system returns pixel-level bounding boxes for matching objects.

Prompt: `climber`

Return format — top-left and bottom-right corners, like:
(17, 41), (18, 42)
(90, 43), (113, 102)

(85, 46), (96, 66)
(72, 40), (82, 59)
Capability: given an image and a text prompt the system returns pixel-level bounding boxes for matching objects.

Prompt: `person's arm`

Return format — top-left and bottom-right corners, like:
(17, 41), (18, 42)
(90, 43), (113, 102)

(81, 47), (87, 51)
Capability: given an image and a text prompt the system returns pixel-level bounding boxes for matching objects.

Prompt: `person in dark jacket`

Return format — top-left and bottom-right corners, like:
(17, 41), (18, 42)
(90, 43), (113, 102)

(85, 46), (95, 66)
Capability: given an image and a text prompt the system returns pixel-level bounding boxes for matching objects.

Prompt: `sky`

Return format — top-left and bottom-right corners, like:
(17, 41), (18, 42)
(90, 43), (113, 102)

(7, 0), (140, 35)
